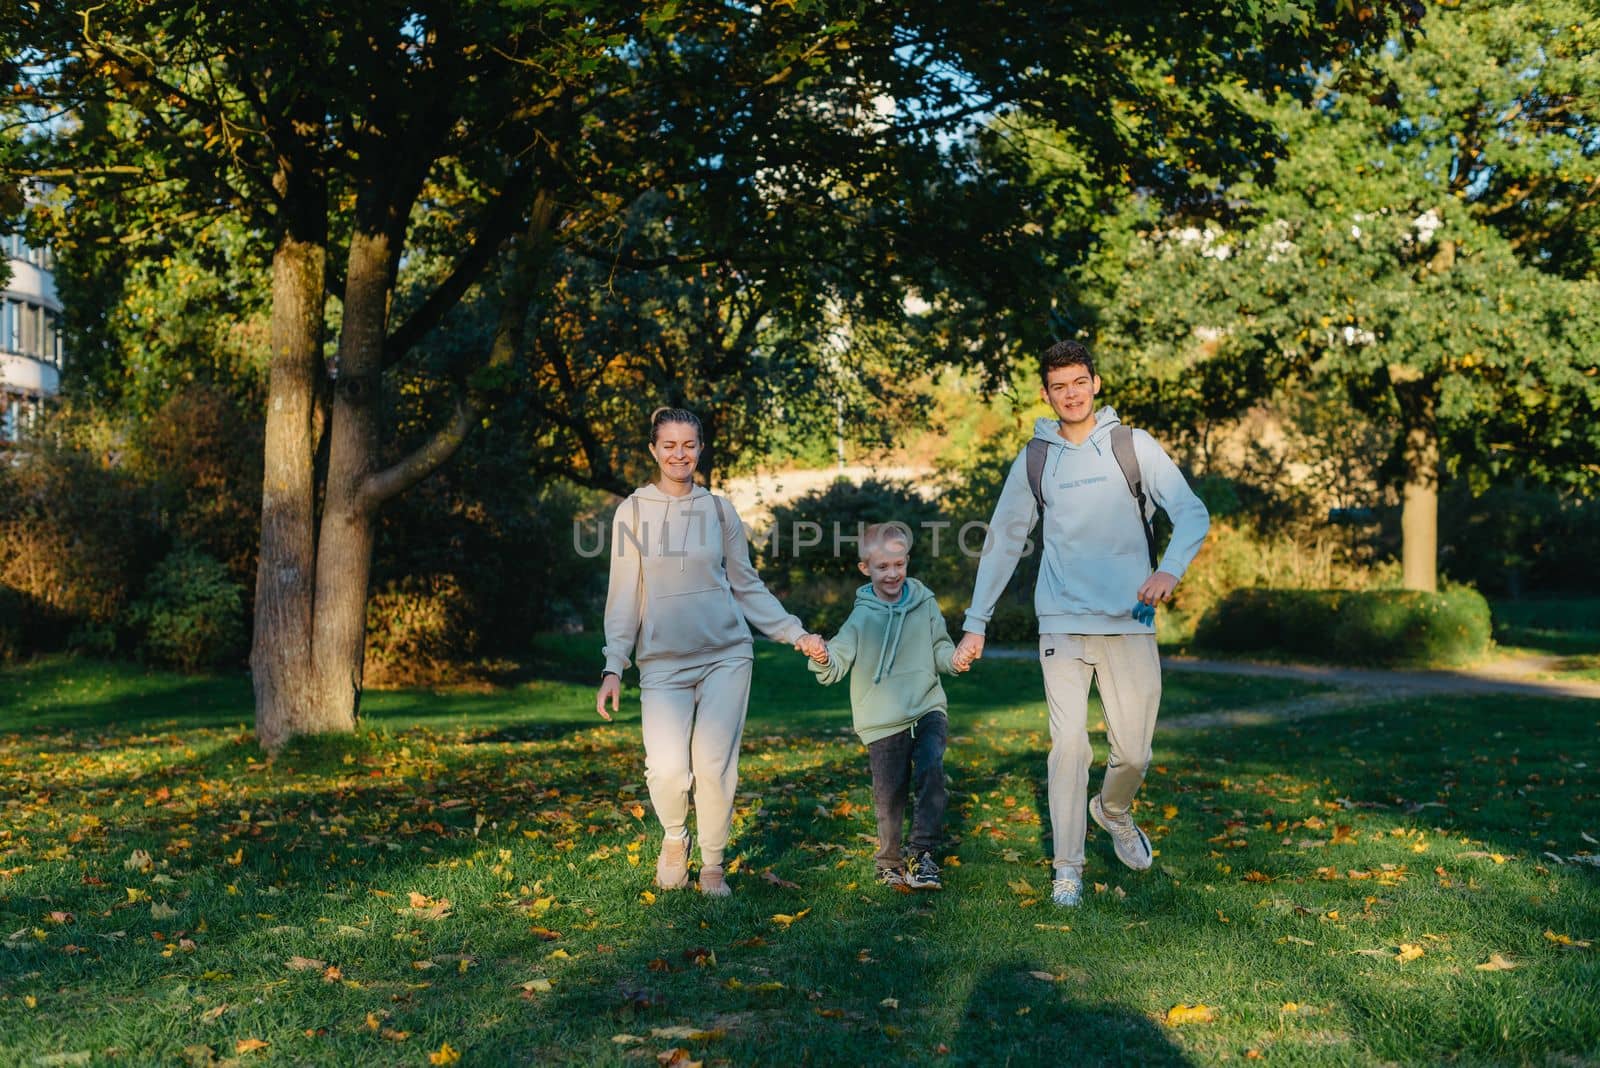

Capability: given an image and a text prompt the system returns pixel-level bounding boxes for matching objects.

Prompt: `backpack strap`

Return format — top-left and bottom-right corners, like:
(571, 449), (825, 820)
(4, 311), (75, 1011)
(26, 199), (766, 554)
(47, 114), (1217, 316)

(1025, 438), (1049, 514)
(710, 494), (732, 569)
(1109, 425), (1158, 570)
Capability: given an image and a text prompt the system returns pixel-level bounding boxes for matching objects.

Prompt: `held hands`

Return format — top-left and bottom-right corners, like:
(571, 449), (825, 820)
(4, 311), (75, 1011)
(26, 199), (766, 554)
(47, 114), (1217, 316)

(595, 674), (621, 721)
(951, 632), (984, 673)
(794, 632), (830, 665)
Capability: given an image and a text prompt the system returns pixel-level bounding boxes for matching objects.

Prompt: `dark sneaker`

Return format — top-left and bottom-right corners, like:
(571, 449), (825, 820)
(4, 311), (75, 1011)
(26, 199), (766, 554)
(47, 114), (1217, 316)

(876, 867), (908, 889)
(1090, 794), (1153, 872)
(906, 852), (943, 890)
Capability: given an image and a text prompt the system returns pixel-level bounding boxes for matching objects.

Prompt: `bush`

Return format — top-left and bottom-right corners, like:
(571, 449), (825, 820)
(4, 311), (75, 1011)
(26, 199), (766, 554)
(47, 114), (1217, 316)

(1160, 520), (1398, 645)
(128, 383), (264, 586)
(364, 574), (479, 688)
(761, 477), (945, 584)
(0, 446), (163, 653)
(1194, 586), (1492, 667)
(126, 546), (248, 670)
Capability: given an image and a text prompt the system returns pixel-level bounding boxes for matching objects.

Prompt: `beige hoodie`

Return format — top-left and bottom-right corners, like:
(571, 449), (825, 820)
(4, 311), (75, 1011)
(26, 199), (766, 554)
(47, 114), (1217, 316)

(601, 484), (805, 677)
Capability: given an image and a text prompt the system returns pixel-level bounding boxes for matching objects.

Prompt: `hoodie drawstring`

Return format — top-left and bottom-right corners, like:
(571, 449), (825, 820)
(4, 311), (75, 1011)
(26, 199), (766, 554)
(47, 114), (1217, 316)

(872, 592), (910, 684)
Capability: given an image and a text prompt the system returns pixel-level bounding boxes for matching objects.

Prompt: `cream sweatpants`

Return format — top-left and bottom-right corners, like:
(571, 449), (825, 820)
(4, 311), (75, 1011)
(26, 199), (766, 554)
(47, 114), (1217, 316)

(1039, 632), (1162, 874)
(638, 657), (753, 867)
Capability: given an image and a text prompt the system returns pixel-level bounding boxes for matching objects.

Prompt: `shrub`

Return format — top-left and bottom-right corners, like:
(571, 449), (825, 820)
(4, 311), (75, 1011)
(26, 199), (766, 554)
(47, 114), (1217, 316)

(1194, 586), (1492, 667)
(1160, 520), (1398, 645)
(0, 446), (163, 653)
(761, 477), (945, 584)
(364, 574), (479, 688)
(127, 545), (248, 670)
(128, 383), (264, 585)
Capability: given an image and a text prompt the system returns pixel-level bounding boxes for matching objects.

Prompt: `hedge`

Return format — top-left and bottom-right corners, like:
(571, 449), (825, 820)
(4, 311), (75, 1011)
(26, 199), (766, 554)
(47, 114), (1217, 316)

(1194, 586), (1492, 667)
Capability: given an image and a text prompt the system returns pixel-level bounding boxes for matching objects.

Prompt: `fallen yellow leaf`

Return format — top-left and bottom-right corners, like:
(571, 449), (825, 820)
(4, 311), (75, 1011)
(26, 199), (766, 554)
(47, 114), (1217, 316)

(1165, 1003), (1218, 1025)
(427, 1041), (462, 1065)
(656, 1050), (702, 1067)
(640, 890), (656, 906)
(1544, 930), (1593, 949)
(1475, 953), (1518, 971)
(234, 1037), (269, 1054)
(1397, 943), (1425, 963)
(771, 908), (811, 927)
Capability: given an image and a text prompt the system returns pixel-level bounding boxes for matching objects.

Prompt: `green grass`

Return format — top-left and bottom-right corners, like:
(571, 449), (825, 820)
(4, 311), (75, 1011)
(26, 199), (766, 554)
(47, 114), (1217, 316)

(1491, 597), (1600, 680)
(2, 647), (1597, 1066)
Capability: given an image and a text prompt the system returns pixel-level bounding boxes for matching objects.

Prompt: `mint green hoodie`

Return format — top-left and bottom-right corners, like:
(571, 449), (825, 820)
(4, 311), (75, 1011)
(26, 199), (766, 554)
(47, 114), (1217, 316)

(809, 577), (957, 745)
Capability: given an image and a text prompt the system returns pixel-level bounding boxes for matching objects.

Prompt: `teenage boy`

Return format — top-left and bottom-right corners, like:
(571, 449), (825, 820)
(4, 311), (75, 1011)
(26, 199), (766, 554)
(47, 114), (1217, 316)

(952, 341), (1210, 907)
(809, 522), (967, 890)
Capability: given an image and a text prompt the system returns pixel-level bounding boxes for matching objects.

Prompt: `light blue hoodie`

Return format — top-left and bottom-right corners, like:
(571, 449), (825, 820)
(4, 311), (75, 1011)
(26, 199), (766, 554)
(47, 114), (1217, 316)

(962, 408), (1210, 637)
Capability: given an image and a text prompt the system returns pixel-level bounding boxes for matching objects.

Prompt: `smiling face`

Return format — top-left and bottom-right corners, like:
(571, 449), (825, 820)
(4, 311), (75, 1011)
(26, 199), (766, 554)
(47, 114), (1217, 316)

(648, 421), (701, 488)
(1041, 362), (1101, 432)
(858, 540), (910, 603)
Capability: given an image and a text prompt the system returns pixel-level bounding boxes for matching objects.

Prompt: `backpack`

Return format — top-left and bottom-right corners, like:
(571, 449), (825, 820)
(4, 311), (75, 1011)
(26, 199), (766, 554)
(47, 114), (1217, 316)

(1025, 425), (1157, 570)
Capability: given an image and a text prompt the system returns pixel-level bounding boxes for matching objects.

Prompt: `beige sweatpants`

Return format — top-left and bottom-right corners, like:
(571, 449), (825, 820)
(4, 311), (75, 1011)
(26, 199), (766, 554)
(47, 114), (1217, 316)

(638, 657), (754, 867)
(1039, 632), (1162, 874)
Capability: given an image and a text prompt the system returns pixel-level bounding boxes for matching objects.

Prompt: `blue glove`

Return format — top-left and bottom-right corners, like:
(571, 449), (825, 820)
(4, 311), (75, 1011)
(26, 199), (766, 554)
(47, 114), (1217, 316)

(1131, 601), (1156, 627)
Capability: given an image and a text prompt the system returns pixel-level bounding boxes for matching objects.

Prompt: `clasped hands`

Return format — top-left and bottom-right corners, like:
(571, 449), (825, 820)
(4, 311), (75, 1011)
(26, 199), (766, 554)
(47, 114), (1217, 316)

(794, 632), (829, 665)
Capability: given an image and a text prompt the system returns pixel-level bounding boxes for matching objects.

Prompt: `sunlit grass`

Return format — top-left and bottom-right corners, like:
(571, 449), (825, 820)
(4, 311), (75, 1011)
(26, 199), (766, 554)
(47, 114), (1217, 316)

(1, 649), (1596, 1065)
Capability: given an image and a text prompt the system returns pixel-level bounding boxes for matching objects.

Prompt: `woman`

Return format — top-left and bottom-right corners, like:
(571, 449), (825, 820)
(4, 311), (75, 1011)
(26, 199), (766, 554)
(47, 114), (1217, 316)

(596, 407), (825, 897)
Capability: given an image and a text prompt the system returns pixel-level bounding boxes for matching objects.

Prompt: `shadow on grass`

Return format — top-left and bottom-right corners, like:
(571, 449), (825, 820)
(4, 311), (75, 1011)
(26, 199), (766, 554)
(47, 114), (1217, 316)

(945, 960), (1194, 1066)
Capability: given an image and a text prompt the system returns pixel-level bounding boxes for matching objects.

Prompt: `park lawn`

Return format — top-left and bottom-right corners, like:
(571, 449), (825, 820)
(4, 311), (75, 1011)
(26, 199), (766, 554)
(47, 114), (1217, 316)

(1, 650), (1597, 1067)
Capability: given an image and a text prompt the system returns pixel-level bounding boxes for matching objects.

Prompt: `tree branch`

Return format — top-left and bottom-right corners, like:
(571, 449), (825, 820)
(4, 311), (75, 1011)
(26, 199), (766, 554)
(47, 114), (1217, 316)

(358, 390), (476, 508)
(381, 168), (538, 369)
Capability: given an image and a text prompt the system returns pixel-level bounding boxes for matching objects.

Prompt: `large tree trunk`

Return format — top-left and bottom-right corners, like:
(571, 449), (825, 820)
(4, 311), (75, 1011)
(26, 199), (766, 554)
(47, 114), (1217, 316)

(1393, 371), (1439, 593)
(308, 228), (396, 728)
(251, 225), (325, 751)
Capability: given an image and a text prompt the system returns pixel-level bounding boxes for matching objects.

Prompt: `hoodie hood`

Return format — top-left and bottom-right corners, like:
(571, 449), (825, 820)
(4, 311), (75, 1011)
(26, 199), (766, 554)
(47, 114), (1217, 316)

(1032, 406), (1121, 450)
(853, 577), (935, 683)
(632, 482), (710, 503)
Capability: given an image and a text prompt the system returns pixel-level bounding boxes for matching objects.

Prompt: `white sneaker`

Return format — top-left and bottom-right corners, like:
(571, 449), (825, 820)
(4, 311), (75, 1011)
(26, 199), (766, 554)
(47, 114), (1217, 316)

(1090, 795), (1152, 872)
(1051, 870), (1083, 907)
(655, 833), (690, 890)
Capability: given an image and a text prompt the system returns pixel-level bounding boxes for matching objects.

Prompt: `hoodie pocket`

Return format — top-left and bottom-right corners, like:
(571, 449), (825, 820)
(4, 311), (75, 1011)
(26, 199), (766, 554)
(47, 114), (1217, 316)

(1043, 549), (1148, 618)
(642, 585), (744, 660)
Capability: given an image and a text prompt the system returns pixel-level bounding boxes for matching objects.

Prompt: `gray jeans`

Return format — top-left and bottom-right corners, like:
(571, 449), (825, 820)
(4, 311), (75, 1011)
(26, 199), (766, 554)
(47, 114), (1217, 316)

(866, 710), (949, 869)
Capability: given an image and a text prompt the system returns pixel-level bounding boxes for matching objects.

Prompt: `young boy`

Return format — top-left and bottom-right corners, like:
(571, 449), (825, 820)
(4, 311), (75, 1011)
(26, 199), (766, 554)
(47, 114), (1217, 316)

(808, 522), (967, 889)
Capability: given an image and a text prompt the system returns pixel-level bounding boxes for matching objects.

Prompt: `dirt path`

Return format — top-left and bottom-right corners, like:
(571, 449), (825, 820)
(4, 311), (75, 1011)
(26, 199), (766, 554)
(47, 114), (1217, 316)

(717, 464), (934, 524)
(978, 646), (1599, 730)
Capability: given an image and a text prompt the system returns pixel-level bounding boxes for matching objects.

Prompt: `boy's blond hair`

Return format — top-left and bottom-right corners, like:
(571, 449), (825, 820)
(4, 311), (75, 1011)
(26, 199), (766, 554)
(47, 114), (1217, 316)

(859, 521), (914, 562)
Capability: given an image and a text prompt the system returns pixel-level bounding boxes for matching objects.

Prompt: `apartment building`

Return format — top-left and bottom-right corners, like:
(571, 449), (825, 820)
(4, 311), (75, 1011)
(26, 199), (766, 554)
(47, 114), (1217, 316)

(0, 228), (64, 442)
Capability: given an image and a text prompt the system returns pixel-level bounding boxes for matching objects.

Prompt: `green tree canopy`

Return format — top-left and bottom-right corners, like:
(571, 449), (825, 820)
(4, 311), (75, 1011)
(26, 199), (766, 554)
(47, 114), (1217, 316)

(1072, 0), (1600, 590)
(4, 0), (1424, 745)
